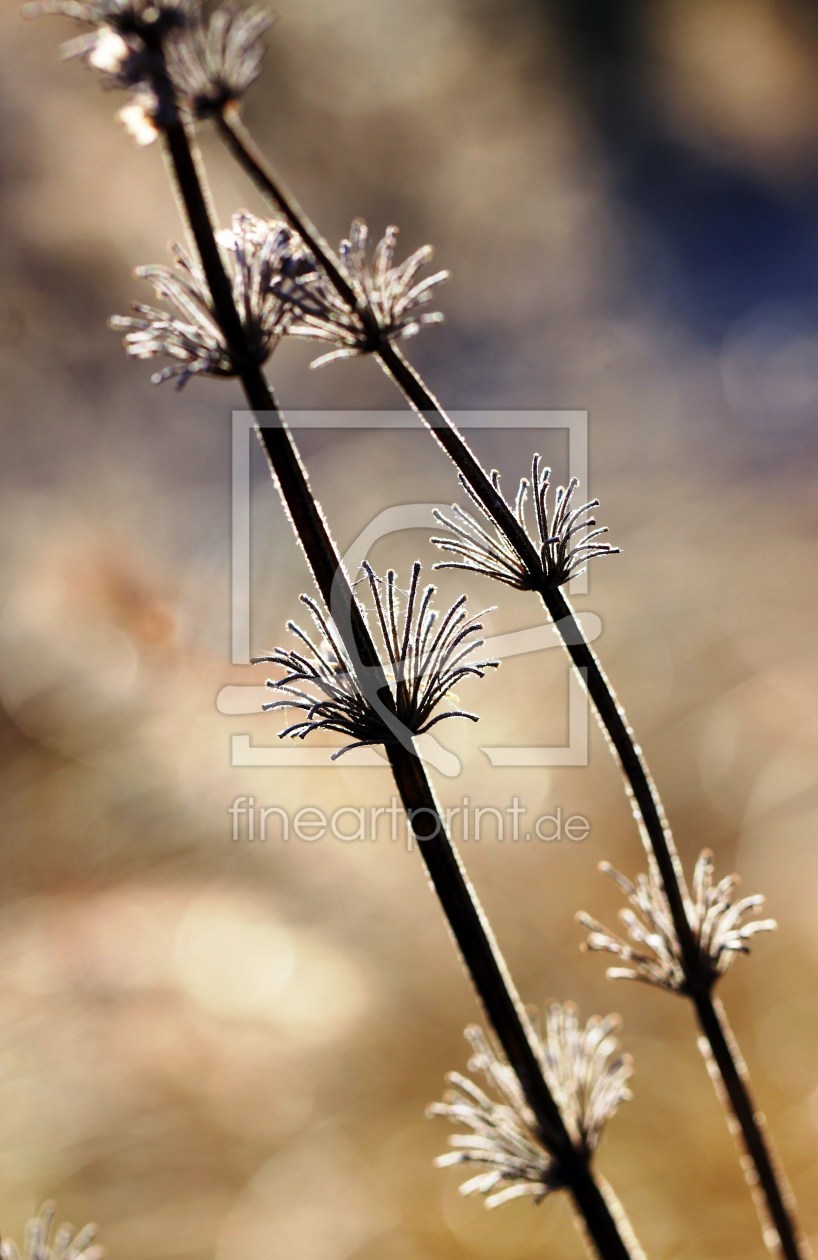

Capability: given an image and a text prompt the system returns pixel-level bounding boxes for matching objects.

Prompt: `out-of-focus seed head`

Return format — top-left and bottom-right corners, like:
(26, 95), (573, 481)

(25, 0), (198, 43)
(0, 1203), (104, 1260)
(283, 219), (449, 367)
(164, 3), (274, 118)
(429, 1006), (632, 1209)
(26, 0), (201, 137)
(110, 211), (296, 387)
(579, 850), (777, 994)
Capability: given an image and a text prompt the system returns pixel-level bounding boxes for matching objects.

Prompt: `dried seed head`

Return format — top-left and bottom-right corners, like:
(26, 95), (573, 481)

(27, 0), (261, 139)
(579, 850), (777, 994)
(164, 4), (274, 118)
(284, 219), (448, 366)
(25, 0), (197, 101)
(433, 455), (619, 592)
(429, 1006), (632, 1209)
(110, 211), (296, 387)
(255, 562), (497, 758)
(0, 1204), (104, 1260)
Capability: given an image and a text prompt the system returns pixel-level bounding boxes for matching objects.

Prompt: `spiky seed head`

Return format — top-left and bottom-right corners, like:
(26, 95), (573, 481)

(282, 219), (449, 367)
(25, 0), (197, 39)
(256, 563), (497, 758)
(25, 0), (198, 100)
(433, 455), (619, 592)
(578, 850), (777, 994)
(164, 4), (274, 118)
(27, 0), (272, 138)
(110, 210), (298, 387)
(0, 1203), (103, 1260)
(429, 1005), (632, 1209)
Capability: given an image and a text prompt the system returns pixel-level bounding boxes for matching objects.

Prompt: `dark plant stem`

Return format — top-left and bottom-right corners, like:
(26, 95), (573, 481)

(543, 585), (696, 966)
(388, 742), (642, 1260)
(549, 585), (806, 1260)
(152, 85), (642, 1260)
(386, 743), (565, 1148)
(372, 356), (814, 1260)
(383, 364), (811, 1260)
(693, 994), (807, 1260)
(213, 114), (809, 1260)
(217, 111), (364, 317)
(161, 123), (351, 636)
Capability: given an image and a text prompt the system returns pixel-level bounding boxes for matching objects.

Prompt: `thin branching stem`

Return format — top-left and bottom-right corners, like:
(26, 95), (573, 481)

(214, 115), (809, 1260)
(145, 61), (641, 1260)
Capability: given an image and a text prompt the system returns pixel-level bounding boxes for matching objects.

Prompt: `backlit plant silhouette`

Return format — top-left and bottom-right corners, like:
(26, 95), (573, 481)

(26, 3), (813, 1258)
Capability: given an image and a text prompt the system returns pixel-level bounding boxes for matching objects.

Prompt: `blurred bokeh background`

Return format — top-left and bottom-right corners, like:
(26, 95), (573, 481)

(2, 0), (818, 1255)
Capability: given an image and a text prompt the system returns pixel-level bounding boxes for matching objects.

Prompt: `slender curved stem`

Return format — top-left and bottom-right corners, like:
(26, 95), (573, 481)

(213, 112), (810, 1260)
(693, 995), (809, 1260)
(146, 77), (642, 1260)
(388, 743), (642, 1260)
(216, 111), (363, 317)
(383, 364), (811, 1260)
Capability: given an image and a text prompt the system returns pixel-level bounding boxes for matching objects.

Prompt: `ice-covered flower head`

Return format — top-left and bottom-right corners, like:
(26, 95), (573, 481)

(0, 1203), (103, 1260)
(429, 1005), (632, 1209)
(27, 1), (273, 141)
(256, 562), (497, 757)
(111, 211), (298, 387)
(284, 219), (448, 367)
(164, 3), (274, 118)
(433, 455), (619, 592)
(579, 851), (777, 994)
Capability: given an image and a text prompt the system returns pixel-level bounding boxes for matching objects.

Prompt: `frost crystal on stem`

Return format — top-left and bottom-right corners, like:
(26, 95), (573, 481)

(0, 1204), (103, 1260)
(111, 211), (296, 386)
(579, 851), (777, 993)
(256, 562), (497, 757)
(284, 218), (449, 366)
(429, 1005), (632, 1209)
(432, 455), (619, 591)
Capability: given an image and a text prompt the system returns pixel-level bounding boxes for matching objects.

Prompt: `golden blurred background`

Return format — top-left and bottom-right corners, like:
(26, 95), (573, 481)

(2, 0), (818, 1256)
